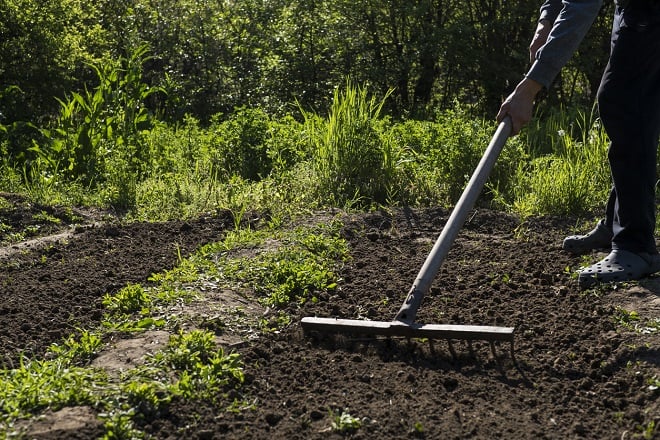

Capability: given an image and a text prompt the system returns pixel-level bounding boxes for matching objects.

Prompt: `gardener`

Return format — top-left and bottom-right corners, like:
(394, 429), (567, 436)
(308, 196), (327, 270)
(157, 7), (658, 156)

(497, 0), (660, 289)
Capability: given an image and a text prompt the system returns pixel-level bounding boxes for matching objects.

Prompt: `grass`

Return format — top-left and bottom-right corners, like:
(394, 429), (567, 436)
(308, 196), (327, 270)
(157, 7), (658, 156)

(192, 219), (349, 307)
(614, 308), (660, 335)
(301, 80), (394, 207)
(503, 110), (611, 218)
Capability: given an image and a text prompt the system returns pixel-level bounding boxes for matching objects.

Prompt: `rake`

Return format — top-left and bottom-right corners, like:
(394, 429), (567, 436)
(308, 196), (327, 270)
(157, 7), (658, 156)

(301, 116), (515, 360)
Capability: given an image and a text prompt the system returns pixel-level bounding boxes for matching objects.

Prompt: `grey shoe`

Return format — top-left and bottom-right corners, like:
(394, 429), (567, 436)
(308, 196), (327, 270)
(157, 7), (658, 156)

(563, 220), (612, 254)
(578, 249), (660, 289)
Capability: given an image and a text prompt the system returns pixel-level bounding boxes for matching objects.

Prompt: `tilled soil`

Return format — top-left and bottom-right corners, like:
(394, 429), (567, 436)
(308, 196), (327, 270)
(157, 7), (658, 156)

(0, 194), (658, 439)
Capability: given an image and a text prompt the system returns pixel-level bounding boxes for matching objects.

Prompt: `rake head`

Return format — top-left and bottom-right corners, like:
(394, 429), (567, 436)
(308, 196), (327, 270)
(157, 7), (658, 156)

(301, 317), (516, 361)
(301, 317), (513, 341)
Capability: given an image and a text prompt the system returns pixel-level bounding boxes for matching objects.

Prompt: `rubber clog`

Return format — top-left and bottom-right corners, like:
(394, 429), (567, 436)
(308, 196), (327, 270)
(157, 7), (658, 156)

(578, 249), (660, 289)
(563, 220), (612, 254)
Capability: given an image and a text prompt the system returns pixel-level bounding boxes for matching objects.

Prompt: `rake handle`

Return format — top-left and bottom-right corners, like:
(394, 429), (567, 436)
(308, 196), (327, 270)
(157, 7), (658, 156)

(395, 116), (512, 324)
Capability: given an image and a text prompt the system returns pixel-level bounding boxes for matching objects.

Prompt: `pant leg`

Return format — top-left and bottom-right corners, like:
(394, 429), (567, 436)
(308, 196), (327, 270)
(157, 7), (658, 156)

(597, 4), (660, 254)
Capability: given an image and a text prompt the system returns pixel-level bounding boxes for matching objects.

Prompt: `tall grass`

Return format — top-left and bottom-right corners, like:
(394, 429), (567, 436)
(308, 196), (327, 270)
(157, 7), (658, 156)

(388, 107), (529, 208)
(301, 81), (394, 208)
(505, 110), (611, 218)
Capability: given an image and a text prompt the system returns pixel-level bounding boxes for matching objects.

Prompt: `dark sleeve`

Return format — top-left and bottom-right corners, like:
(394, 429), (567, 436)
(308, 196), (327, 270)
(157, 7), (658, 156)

(539, 0), (564, 23)
(527, 0), (604, 88)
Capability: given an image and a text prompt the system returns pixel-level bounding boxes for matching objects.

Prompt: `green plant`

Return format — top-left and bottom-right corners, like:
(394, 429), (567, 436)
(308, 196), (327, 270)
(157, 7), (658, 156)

(147, 330), (244, 400)
(506, 112), (610, 218)
(638, 420), (657, 440)
(30, 44), (163, 210)
(331, 409), (361, 433)
(0, 356), (108, 422)
(103, 283), (151, 314)
(208, 221), (348, 307)
(48, 330), (103, 364)
(412, 421), (425, 436)
(259, 311), (292, 332)
(121, 380), (170, 419)
(100, 409), (145, 440)
(32, 210), (62, 224)
(302, 80), (394, 208)
(647, 376), (660, 390)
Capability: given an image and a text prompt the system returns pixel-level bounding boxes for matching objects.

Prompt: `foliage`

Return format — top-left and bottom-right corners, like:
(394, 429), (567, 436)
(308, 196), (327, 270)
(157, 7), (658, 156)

(28, 44), (163, 209)
(0, 0), (110, 123)
(103, 283), (151, 315)
(0, 333), (111, 428)
(201, 220), (349, 307)
(503, 111), (610, 218)
(302, 81), (394, 207)
(0, 325), (243, 438)
(0, 0), (613, 127)
(145, 330), (244, 401)
(4, 86), (616, 222)
(331, 409), (362, 433)
(0, 0), (621, 221)
(205, 108), (274, 181)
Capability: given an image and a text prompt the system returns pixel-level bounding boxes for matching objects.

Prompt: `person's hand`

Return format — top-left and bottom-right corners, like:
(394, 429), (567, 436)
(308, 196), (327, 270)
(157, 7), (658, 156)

(496, 78), (543, 135)
(529, 19), (552, 64)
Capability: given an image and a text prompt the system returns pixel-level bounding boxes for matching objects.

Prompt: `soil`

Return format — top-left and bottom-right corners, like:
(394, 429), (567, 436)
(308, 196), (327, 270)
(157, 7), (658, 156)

(0, 193), (658, 440)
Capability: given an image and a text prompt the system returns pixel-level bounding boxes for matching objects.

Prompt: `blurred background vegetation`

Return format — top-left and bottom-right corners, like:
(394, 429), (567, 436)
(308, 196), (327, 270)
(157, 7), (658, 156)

(0, 0), (618, 222)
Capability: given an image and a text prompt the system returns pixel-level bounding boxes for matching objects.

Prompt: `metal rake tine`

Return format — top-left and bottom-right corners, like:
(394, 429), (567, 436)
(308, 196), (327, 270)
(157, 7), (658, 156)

(428, 338), (436, 356)
(467, 340), (475, 358)
(447, 339), (458, 360)
(509, 340), (517, 365)
(489, 341), (497, 360)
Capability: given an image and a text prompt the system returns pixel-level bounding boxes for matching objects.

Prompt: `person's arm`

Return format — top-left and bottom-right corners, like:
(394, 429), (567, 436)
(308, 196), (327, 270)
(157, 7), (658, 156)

(498, 0), (603, 134)
(527, 0), (603, 89)
(530, 19), (553, 64)
(531, 0), (562, 63)
(496, 78), (543, 135)
(539, 0), (563, 24)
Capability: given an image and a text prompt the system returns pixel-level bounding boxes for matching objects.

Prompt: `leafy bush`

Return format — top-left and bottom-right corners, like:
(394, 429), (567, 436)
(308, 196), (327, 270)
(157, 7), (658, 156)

(384, 108), (529, 208)
(204, 221), (348, 307)
(207, 108), (273, 181)
(0, 0), (110, 124)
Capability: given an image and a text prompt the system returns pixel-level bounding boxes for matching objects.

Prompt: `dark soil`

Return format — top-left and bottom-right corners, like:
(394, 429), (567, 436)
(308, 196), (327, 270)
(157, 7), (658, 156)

(1, 193), (658, 439)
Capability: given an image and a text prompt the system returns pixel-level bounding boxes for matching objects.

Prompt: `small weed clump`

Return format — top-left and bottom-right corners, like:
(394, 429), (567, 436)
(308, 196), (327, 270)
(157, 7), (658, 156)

(331, 409), (362, 433)
(200, 220), (349, 307)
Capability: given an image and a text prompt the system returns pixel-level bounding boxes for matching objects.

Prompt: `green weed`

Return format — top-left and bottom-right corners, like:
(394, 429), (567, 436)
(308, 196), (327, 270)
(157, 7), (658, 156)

(208, 221), (348, 307)
(32, 210), (61, 224)
(0, 356), (108, 424)
(637, 420), (657, 440)
(330, 409), (362, 433)
(103, 283), (151, 314)
(47, 330), (103, 364)
(146, 330), (244, 401)
(411, 421), (425, 437)
(30, 44), (163, 209)
(0, 196), (11, 210)
(614, 308), (660, 334)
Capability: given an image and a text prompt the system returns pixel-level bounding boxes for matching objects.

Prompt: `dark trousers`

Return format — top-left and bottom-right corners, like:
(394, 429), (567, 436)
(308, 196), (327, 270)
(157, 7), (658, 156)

(598, 1), (660, 254)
